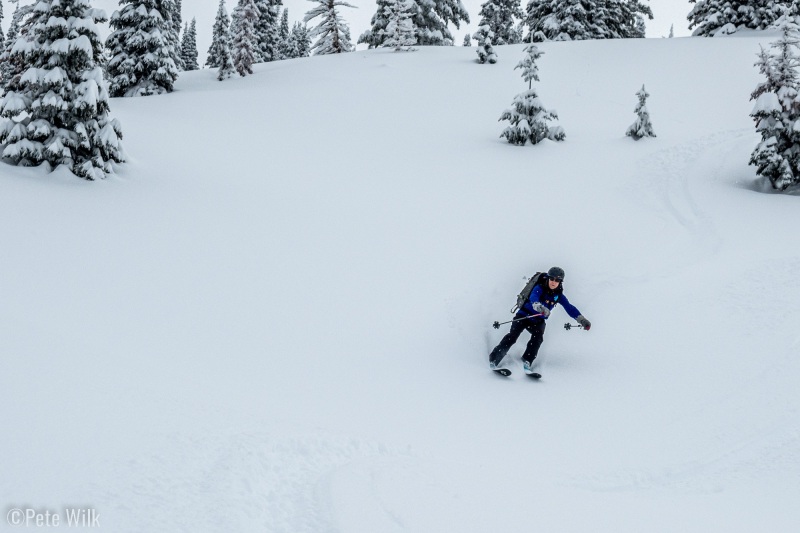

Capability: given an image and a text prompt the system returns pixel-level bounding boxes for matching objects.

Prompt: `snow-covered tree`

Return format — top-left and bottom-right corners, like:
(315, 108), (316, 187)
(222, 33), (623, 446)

(525, 0), (652, 42)
(171, 0), (184, 70)
(669, 23), (674, 38)
(255, 0), (281, 62)
(106, 0), (180, 97)
(463, 32), (471, 46)
(688, 0), (789, 37)
(217, 39), (236, 80)
(232, 0), (260, 75)
(626, 84), (656, 140)
(0, 2), (30, 91)
(478, 0), (523, 45)
(499, 43), (564, 145)
(0, 0), (124, 179)
(380, 0), (417, 51)
(360, 0), (470, 47)
(416, 0), (470, 44)
(213, 6), (236, 80)
(358, 0), (390, 48)
(181, 18), (199, 70)
(749, 12), (800, 190)
(515, 40), (540, 89)
(304, 0), (356, 55)
(473, 25), (497, 63)
(287, 21), (312, 58)
(278, 8), (291, 59)
(206, 0), (231, 68)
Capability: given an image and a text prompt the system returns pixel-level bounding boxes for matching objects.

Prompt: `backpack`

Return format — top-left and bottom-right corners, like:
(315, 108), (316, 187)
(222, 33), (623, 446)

(512, 272), (544, 313)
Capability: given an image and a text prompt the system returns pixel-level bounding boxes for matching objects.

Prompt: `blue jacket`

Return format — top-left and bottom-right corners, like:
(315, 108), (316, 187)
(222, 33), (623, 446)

(519, 283), (581, 320)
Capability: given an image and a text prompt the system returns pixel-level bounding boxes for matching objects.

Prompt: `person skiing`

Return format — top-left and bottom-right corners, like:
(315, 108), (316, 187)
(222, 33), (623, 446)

(489, 266), (591, 373)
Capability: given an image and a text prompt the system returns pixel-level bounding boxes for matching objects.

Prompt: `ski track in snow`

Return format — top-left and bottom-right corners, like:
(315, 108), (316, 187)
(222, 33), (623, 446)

(88, 430), (408, 532)
(567, 256), (800, 495)
(629, 130), (754, 254)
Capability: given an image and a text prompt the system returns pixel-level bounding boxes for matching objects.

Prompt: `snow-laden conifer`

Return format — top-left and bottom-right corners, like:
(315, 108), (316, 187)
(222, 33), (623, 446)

(181, 18), (199, 71)
(380, 0), (417, 51)
(525, 0), (652, 42)
(217, 39), (236, 80)
(0, 0), (124, 180)
(287, 21), (312, 58)
(278, 8), (291, 60)
(463, 33), (471, 46)
(304, 0), (356, 55)
(499, 43), (564, 145)
(357, 0), (390, 48)
(232, 0), (260, 75)
(360, 0), (469, 47)
(255, 0), (281, 62)
(749, 11), (800, 190)
(688, 0), (789, 37)
(206, 0), (231, 68)
(473, 25), (497, 63)
(478, 0), (523, 45)
(171, 0), (184, 70)
(626, 84), (656, 140)
(106, 0), (180, 97)
(0, 2), (30, 91)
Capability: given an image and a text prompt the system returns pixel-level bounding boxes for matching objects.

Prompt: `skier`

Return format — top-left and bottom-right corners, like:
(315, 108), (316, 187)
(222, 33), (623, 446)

(489, 267), (591, 373)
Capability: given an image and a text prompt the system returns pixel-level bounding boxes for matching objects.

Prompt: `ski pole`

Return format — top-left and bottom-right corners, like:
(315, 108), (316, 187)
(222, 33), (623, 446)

(563, 322), (586, 331)
(492, 313), (543, 329)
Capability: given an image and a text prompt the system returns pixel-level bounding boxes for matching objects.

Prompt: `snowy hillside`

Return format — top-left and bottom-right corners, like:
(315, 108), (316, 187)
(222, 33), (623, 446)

(2, 34), (799, 532)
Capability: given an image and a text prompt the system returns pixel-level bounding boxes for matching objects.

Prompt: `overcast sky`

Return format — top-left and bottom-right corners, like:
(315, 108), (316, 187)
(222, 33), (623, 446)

(0, 0), (694, 65)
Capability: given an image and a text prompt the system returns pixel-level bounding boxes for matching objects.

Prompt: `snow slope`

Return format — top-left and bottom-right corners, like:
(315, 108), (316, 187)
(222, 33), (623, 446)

(1, 34), (799, 532)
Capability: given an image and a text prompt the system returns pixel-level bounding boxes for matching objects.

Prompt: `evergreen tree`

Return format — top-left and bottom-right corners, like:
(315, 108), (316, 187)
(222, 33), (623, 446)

(181, 17), (199, 70)
(478, 0), (523, 45)
(106, 0), (180, 97)
(688, 0), (788, 37)
(473, 25), (497, 63)
(255, 0), (282, 62)
(415, 0), (470, 45)
(278, 8), (291, 59)
(287, 21), (312, 58)
(304, 0), (356, 55)
(669, 23), (674, 38)
(749, 12), (800, 190)
(380, 0), (417, 51)
(0, 2), (30, 91)
(525, 0), (652, 41)
(207, 0), (231, 68)
(172, 0), (184, 70)
(360, 0), (470, 47)
(232, 0), (260, 75)
(626, 84), (656, 140)
(0, 0), (124, 179)
(463, 33), (471, 46)
(217, 34), (236, 80)
(358, 0), (390, 48)
(499, 44), (564, 145)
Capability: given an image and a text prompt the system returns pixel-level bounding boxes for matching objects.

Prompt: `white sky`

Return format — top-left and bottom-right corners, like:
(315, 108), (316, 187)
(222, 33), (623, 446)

(0, 0), (693, 64)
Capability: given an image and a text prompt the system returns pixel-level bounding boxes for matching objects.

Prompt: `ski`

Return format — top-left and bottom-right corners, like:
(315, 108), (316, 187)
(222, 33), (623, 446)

(525, 371), (542, 379)
(493, 368), (512, 377)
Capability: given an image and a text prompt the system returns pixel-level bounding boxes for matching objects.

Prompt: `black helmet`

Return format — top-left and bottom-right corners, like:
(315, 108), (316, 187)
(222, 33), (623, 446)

(547, 266), (565, 282)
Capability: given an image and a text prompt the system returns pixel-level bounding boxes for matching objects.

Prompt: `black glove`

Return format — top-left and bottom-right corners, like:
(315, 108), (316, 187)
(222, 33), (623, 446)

(576, 315), (591, 330)
(532, 303), (550, 318)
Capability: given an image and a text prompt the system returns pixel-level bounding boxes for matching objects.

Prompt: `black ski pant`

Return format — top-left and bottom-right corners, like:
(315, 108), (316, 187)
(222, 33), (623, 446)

(489, 315), (546, 366)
